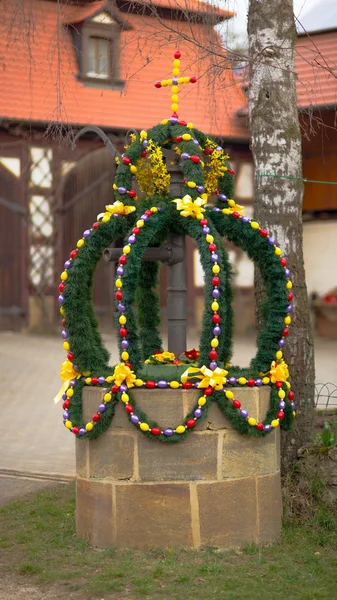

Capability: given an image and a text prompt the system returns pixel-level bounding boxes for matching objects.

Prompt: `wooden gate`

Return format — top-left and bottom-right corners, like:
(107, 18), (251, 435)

(0, 162), (27, 330)
(58, 147), (117, 331)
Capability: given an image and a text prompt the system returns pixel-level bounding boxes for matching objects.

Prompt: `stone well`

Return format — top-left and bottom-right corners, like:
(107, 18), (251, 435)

(76, 387), (281, 549)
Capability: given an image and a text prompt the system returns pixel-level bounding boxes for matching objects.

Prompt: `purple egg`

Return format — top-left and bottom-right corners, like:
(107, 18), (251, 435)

(240, 409), (248, 418)
(285, 269), (291, 277)
(116, 266), (124, 276)
(264, 424), (272, 432)
(193, 139), (199, 145)
(117, 303), (126, 312)
(98, 376), (106, 385)
(62, 393), (67, 401)
(79, 428), (86, 436)
(197, 185), (205, 193)
(278, 339), (285, 347)
(131, 414), (139, 424)
(61, 330), (68, 339)
(83, 229), (91, 239)
(291, 402), (296, 409)
(64, 260), (72, 269)
(163, 427), (173, 436)
(213, 326), (221, 336)
(120, 384), (128, 392)
(170, 117), (178, 124)
(255, 378), (262, 386)
(121, 340), (129, 349)
(286, 304), (293, 312)
(158, 380), (168, 388)
(213, 207), (221, 212)
(181, 153), (189, 160)
(268, 237), (276, 246)
(218, 194), (227, 202)
(58, 294), (64, 304)
(128, 235), (136, 244)
(63, 410), (69, 419)
(278, 400), (286, 410)
(241, 216), (250, 224)
(209, 361), (217, 370)
(228, 377), (237, 385)
(70, 379), (76, 387)
(194, 408), (202, 418)
(212, 289), (220, 299)
(98, 404), (107, 413)
(211, 254), (219, 262)
(143, 139), (148, 148)
(202, 226), (210, 234)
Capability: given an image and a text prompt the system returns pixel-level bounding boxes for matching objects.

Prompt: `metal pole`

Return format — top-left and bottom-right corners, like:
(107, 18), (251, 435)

(166, 154), (187, 356)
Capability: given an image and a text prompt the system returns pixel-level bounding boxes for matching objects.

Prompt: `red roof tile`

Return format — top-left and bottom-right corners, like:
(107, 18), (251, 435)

(0, 0), (248, 140)
(296, 29), (337, 108)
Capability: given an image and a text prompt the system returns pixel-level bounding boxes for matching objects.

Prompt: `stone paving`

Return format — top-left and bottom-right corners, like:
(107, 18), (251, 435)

(0, 331), (336, 483)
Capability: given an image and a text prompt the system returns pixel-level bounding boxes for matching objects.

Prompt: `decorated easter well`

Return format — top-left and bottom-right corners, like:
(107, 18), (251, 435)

(57, 52), (295, 549)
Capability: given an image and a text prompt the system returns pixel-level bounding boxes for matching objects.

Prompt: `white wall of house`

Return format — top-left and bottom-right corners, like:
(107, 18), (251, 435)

(303, 220), (337, 297)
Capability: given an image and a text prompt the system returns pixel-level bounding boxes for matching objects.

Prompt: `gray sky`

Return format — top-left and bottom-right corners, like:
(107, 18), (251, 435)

(224, 0), (333, 43)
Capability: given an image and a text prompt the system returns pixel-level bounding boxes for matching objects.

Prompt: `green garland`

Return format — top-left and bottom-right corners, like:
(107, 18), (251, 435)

(57, 118), (295, 443)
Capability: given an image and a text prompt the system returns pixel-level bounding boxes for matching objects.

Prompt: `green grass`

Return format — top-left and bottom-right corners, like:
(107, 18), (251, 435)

(0, 483), (336, 599)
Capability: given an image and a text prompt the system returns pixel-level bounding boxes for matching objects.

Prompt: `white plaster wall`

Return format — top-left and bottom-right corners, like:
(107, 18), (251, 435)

(303, 221), (337, 297)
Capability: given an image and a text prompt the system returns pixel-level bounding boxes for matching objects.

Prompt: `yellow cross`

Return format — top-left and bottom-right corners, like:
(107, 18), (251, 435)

(154, 50), (197, 118)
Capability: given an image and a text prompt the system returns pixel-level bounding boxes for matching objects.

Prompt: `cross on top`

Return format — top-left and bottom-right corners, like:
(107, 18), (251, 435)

(154, 50), (197, 118)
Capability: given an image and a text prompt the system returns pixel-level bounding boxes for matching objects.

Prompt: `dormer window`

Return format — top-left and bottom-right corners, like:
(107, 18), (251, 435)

(87, 36), (110, 79)
(72, 8), (129, 90)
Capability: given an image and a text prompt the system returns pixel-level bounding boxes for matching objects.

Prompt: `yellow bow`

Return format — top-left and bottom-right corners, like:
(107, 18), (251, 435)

(98, 201), (136, 222)
(112, 363), (137, 388)
(269, 360), (290, 388)
(222, 201), (244, 217)
(181, 365), (228, 390)
(54, 360), (81, 404)
(172, 195), (206, 220)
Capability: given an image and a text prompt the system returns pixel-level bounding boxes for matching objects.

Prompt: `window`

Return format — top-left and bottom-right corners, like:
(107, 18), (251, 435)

(87, 37), (110, 78)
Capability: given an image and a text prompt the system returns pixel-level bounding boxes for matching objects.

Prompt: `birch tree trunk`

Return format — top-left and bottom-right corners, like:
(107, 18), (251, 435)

(248, 0), (315, 468)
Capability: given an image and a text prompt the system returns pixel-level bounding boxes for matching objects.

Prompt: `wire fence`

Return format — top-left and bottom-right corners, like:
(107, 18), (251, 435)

(315, 383), (337, 412)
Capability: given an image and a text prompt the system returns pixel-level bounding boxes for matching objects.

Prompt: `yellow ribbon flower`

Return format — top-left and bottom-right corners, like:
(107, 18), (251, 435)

(112, 363), (137, 388)
(54, 360), (81, 404)
(269, 360), (290, 388)
(98, 201), (136, 222)
(222, 200), (245, 217)
(172, 195), (206, 220)
(181, 365), (228, 390)
(145, 351), (176, 364)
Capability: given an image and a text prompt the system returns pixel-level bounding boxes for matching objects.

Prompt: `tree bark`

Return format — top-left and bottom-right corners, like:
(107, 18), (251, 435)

(248, 0), (315, 469)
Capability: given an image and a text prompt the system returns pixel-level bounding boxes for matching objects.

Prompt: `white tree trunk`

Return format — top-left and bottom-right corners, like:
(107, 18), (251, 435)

(248, 0), (315, 467)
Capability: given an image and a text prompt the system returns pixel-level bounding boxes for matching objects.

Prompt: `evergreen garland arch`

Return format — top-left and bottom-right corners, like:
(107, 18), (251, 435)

(57, 60), (296, 443)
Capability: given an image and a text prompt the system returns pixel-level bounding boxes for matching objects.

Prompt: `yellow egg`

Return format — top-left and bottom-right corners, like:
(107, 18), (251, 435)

(171, 103), (179, 112)
(85, 377), (92, 385)
(136, 220), (144, 228)
(171, 94), (179, 103)
(85, 422), (94, 431)
(106, 376), (114, 383)
(150, 207), (158, 212)
(60, 271), (68, 281)
(182, 133), (192, 141)
(248, 417), (257, 426)
(274, 247), (282, 256)
(77, 239), (84, 248)
(278, 390), (286, 399)
(130, 165), (137, 174)
(119, 315), (127, 325)
(161, 119), (169, 124)
(293, 411), (296, 418)
(183, 76), (190, 83)
(135, 379), (144, 387)
(65, 420), (73, 429)
(140, 130), (147, 139)
(173, 67), (180, 76)
(262, 377), (270, 385)
(123, 245), (131, 254)
(102, 215), (110, 223)
(250, 221), (259, 230)
(271, 419), (279, 428)
(225, 390), (234, 399)
(170, 381), (180, 389)
(63, 341), (70, 351)
(83, 371), (91, 377)
(211, 338), (219, 348)
(206, 235), (214, 243)
(115, 279), (123, 288)
(121, 393), (129, 403)
(284, 316), (291, 325)
(121, 351), (129, 361)
(228, 199), (235, 207)
(60, 307), (65, 316)
(66, 388), (74, 398)
(140, 422), (150, 432)
(187, 122), (194, 128)
(187, 181), (196, 188)
(198, 396), (207, 406)
(104, 393), (112, 402)
(276, 350), (283, 360)
(286, 281), (293, 289)
(212, 265), (220, 274)
(172, 85), (179, 94)
(161, 80), (168, 87)
(211, 302), (219, 312)
(173, 59), (180, 68)
(178, 77), (184, 84)
(175, 425), (185, 434)
(238, 377), (247, 385)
